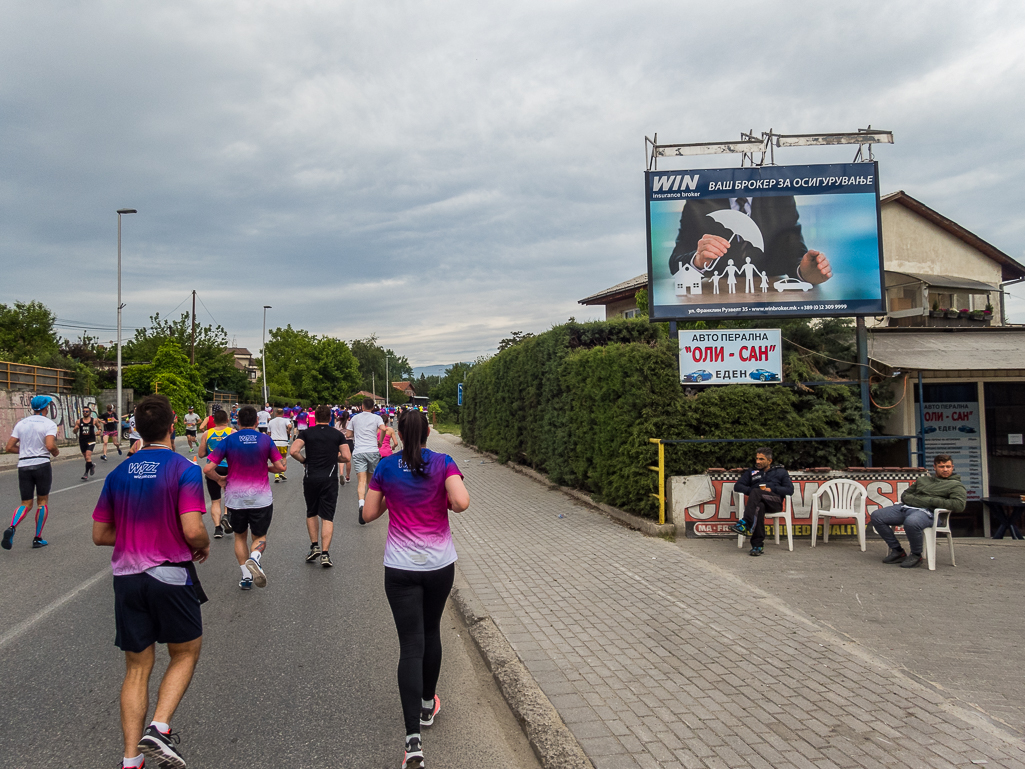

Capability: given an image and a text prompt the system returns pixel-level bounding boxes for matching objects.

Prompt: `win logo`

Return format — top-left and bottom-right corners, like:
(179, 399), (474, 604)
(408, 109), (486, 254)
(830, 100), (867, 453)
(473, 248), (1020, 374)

(652, 174), (699, 192)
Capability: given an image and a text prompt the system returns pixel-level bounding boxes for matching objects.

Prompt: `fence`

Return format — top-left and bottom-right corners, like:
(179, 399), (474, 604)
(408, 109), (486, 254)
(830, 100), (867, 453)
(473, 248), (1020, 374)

(647, 434), (925, 525)
(0, 361), (74, 393)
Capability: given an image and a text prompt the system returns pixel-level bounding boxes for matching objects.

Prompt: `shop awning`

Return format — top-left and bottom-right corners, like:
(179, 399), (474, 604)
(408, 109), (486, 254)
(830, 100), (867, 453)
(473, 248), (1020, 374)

(869, 329), (1025, 371)
(885, 272), (1000, 292)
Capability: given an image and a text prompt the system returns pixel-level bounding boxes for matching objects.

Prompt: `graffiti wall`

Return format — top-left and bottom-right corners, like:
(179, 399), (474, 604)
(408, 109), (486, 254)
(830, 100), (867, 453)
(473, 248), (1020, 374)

(0, 390), (98, 445)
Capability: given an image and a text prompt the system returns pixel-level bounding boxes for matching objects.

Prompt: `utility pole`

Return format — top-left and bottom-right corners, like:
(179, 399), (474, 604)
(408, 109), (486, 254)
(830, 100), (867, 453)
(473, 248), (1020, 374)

(190, 290), (196, 365)
(385, 355), (389, 408)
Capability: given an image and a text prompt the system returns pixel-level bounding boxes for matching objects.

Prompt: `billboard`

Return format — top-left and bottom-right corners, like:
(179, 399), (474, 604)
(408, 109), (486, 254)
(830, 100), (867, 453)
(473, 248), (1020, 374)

(646, 162), (885, 320)
(679, 329), (781, 385)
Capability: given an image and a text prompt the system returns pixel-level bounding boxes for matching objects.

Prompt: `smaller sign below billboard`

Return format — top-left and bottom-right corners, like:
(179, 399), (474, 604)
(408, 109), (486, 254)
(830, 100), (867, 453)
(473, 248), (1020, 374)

(679, 329), (782, 385)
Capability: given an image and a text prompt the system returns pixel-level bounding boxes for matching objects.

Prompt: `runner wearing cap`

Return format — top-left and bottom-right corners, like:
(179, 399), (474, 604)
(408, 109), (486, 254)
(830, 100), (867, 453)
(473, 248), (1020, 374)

(73, 406), (99, 481)
(183, 407), (201, 453)
(100, 404), (123, 461)
(3, 395), (60, 550)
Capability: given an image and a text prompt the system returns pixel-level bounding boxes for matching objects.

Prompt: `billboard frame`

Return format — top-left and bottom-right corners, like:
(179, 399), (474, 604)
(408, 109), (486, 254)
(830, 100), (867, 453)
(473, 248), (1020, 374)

(644, 161), (886, 323)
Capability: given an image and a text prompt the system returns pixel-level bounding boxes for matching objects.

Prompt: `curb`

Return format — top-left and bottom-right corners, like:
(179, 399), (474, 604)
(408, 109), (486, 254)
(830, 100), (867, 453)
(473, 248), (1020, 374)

(450, 569), (594, 769)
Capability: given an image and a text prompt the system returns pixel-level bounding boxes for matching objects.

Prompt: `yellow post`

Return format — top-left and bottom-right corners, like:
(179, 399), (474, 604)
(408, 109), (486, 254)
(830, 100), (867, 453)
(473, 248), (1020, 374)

(647, 438), (666, 525)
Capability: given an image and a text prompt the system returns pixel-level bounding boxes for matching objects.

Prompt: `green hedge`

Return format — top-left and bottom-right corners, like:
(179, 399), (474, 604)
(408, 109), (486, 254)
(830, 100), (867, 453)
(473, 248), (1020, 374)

(464, 319), (867, 519)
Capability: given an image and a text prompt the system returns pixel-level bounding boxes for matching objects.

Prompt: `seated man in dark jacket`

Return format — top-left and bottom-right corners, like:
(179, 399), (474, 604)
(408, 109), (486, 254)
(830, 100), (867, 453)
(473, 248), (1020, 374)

(730, 447), (794, 556)
(871, 454), (966, 568)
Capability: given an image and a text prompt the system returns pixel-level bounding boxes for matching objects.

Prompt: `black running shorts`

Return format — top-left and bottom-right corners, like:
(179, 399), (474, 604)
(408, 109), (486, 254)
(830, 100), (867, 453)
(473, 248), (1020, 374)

(205, 465), (228, 501)
(226, 504), (273, 537)
(79, 439), (95, 454)
(303, 475), (339, 521)
(185, 428), (197, 437)
(113, 572), (203, 653)
(18, 463), (53, 500)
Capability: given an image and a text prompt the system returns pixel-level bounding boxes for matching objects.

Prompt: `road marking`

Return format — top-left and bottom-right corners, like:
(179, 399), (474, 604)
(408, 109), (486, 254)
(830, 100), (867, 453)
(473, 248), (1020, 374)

(0, 567), (109, 649)
(48, 478), (104, 495)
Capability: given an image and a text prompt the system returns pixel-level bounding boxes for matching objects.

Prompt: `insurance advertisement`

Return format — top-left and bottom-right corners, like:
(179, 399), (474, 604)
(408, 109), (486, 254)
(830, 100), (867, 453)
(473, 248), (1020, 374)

(679, 329), (782, 385)
(645, 162), (885, 320)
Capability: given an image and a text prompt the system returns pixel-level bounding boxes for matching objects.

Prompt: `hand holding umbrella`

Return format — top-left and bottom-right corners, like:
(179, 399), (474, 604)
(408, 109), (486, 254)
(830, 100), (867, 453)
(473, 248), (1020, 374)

(694, 210), (765, 270)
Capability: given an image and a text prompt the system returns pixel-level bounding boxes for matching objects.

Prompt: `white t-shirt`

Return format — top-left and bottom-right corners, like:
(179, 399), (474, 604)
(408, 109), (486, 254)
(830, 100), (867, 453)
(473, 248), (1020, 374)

(268, 416), (291, 445)
(184, 412), (201, 429)
(257, 410), (270, 427)
(349, 411), (384, 454)
(12, 415), (59, 468)
(128, 415), (140, 440)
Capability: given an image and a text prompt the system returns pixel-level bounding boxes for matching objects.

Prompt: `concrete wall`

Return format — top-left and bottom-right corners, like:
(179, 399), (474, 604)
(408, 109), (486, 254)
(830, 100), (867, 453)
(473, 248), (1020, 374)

(605, 296), (639, 319)
(0, 390), (98, 446)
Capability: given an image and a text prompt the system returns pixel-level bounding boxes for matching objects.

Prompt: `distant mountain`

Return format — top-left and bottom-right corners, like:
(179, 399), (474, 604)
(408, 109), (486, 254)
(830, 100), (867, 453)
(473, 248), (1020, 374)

(411, 363), (467, 378)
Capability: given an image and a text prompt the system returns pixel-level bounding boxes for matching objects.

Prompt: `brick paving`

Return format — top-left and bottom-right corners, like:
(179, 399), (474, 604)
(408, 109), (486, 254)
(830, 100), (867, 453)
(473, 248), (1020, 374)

(432, 433), (1025, 769)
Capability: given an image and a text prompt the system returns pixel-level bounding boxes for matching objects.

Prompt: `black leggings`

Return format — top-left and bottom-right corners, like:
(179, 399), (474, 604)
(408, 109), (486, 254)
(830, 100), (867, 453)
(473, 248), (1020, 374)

(384, 563), (455, 735)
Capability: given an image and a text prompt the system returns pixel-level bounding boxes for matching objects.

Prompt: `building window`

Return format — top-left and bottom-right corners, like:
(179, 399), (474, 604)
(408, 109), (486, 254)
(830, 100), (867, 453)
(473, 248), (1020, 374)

(623, 309), (639, 319)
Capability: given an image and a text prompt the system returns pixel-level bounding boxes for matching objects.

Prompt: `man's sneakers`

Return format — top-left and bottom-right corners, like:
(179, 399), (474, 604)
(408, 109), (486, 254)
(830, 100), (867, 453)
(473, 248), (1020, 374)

(32, 537), (47, 548)
(730, 521), (752, 536)
(882, 548), (907, 564)
(245, 557), (267, 588)
(274, 475), (280, 484)
(1, 526), (14, 550)
(900, 553), (923, 568)
(138, 724), (186, 769)
(213, 526), (223, 539)
(239, 577), (253, 590)
(749, 546), (763, 556)
(89, 463), (96, 476)
(101, 454), (108, 461)
(420, 695), (440, 727)
(278, 474), (287, 483)
(339, 476), (346, 486)
(306, 544), (322, 563)
(117, 446), (123, 455)
(81, 473), (89, 481)
(221, 516), (232, 534)
(402, 735), (424, 769)
(321, 551), (333, 568)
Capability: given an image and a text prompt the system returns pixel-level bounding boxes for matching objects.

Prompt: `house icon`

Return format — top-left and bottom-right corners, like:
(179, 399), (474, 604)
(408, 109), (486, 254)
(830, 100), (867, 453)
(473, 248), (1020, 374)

(674, 263), (703, 297)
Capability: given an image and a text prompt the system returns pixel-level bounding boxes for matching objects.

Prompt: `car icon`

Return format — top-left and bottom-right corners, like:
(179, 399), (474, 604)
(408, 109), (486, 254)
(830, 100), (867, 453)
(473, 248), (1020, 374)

(682, 370), (713, 382)
(957, 425), (977, 433)
(773, 275), (813, 292)
(924, 426), (937, 433)
(749, 369), (780, 382)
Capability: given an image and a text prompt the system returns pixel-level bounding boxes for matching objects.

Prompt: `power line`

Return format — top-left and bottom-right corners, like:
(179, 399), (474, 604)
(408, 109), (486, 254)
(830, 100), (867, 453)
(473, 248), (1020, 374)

(195, 292), (220, 328)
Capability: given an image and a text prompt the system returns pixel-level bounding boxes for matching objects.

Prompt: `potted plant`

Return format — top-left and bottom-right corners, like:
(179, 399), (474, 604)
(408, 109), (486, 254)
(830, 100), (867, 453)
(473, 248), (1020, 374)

(944, 308), (960, 319)
(969, 309), (986, 321)
(984, 302), (994, 318)
(929, 300), (944, 318)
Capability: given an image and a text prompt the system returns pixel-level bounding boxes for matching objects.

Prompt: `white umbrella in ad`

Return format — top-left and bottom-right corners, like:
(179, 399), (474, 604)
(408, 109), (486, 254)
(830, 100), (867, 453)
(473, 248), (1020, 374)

(707, 209), (764, 251)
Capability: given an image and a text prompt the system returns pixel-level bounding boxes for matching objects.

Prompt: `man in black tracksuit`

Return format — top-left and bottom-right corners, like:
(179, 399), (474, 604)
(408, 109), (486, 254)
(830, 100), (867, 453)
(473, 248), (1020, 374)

(730, 447), (794, 556)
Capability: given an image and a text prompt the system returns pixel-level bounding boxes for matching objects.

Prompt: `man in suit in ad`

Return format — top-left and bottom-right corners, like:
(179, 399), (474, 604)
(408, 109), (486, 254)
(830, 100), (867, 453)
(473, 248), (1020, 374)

(667, 195), (833, 288)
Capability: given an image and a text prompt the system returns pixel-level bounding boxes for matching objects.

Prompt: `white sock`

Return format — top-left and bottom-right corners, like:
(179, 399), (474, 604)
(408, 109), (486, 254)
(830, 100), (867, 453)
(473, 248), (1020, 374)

(422, 698), (434, 709)
(122, 754), (144, 768)
(149, 720), (170, 733)
(249, 550), (261, 562)
(359, 499), (365, 508)
(240, 565), (252, 579)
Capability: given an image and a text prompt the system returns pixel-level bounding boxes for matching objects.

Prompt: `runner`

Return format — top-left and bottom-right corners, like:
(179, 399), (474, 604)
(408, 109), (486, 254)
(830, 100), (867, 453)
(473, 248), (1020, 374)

(337, 410), (352, 485)
(183, 407), (201, 453)
(295, 406), (309, 435)
(289, 405), (351, 567)
(91, 394), (210, 769)
(72, 406), (99, 481)
(361, 410), (470, 769)
(268, 407), (292, 483)
(2, 395), (60, 551)
(126, 411), (143, 457)
(378, 413), (399, 459)
(229, 406), (238, 430)
(256, 406), (270, 434)
(203, 405), (285, 590)
(198, 409), (234, 539)
(100, 403), (123, 461)
(349, 397), (385, 516)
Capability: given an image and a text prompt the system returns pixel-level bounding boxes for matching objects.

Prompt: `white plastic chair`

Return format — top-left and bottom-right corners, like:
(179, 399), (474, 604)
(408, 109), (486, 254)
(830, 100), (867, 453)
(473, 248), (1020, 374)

(924, 508), (955, 570)
(810, 479), (868, 551)
(735, 491), (793, 551)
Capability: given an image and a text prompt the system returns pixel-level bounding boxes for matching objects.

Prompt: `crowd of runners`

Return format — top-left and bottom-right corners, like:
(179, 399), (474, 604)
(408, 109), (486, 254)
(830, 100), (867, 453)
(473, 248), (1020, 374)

(2, 394), (466, 769)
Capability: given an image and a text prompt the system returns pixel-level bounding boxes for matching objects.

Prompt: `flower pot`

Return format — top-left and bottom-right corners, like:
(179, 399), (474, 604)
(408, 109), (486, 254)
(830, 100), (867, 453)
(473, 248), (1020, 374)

(945, 310), (960, 319)
(930, 310), (945, 318)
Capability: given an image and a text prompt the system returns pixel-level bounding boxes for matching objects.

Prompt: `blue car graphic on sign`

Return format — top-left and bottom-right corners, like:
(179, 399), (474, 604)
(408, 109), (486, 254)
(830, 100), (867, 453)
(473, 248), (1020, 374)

(749, 369), (780, 382)
(683, 370), (713, 382)
(957, 425), (977, 433)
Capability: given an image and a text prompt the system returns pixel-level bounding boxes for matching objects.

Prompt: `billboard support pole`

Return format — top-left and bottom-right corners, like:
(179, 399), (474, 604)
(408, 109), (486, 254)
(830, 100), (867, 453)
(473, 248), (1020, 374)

(856, 317), (872, 465)
(669, 320), (678, 371)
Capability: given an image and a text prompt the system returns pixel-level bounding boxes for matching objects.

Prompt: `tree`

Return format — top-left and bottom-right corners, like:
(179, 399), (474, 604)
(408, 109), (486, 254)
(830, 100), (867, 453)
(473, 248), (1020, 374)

(149, 341), (206, 434)
(264, 325), (361, 404)
(498, 331), (535, 352)
(429, 362), (473, 422)
(349, 335), (412, 395)
(0, 301), (60, 364)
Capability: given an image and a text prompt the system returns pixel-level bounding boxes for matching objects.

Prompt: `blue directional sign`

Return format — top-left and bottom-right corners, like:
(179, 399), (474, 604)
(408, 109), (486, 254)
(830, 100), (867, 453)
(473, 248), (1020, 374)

(457, 383), (463, 406)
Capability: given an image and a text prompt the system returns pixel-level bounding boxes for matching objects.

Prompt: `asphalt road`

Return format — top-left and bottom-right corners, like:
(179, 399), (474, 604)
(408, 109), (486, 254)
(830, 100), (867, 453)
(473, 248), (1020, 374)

(0, 445), (540, 768)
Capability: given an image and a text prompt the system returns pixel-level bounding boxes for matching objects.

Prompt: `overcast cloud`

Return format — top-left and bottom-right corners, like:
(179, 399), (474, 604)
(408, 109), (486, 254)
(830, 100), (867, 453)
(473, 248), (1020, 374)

(2, 1), (1024, 365)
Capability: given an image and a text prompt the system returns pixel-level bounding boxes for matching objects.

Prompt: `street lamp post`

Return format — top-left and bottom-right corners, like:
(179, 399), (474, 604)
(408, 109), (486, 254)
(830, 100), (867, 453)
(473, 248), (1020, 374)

(262, 306), (272, 404)
(116, 208), (137, 425)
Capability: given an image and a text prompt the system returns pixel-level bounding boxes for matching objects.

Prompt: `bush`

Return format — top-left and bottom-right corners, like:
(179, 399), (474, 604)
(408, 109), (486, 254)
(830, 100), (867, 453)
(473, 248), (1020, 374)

(464, 318), (868, 519)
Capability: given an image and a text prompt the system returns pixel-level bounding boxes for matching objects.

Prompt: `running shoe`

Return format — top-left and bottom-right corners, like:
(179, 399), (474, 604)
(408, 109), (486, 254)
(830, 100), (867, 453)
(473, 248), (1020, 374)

(2, 526), (14, 550)
(213, 526), (223, 539)
(245, 557), (267, 588)
(279, 474), (287, 482)
(306, 544), (321, 563)
(89, 464), (96, 476)
(420, 695), (440, 727)
(239, 577), (253, 590)
(749, 546), (764, 556)
(81, 474), (89, 481)
(101, 455), (108, 461)
(221, 516), (233, 534)
(402, 736), (424, 769)
(117, 446), (123, 455)
(730, 521), (751, 536)
(138, 725), (186, 769)
(32, 537), (48, 548)
(274, 476), (280, 484)
(321, 552), (333, 568)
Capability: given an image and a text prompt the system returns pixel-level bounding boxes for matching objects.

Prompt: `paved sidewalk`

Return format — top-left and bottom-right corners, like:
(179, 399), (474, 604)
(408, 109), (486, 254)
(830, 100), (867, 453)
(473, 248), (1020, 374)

(432, 433), (1025, 769)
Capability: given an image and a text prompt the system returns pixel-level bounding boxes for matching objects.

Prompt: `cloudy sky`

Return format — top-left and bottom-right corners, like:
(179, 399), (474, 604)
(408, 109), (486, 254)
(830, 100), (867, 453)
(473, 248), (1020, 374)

(3, 1), (1024, 366)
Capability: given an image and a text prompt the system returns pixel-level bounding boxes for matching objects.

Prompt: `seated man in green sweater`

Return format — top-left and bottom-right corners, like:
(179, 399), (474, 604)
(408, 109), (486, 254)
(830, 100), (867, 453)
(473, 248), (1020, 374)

(871, 454), (967, 568)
